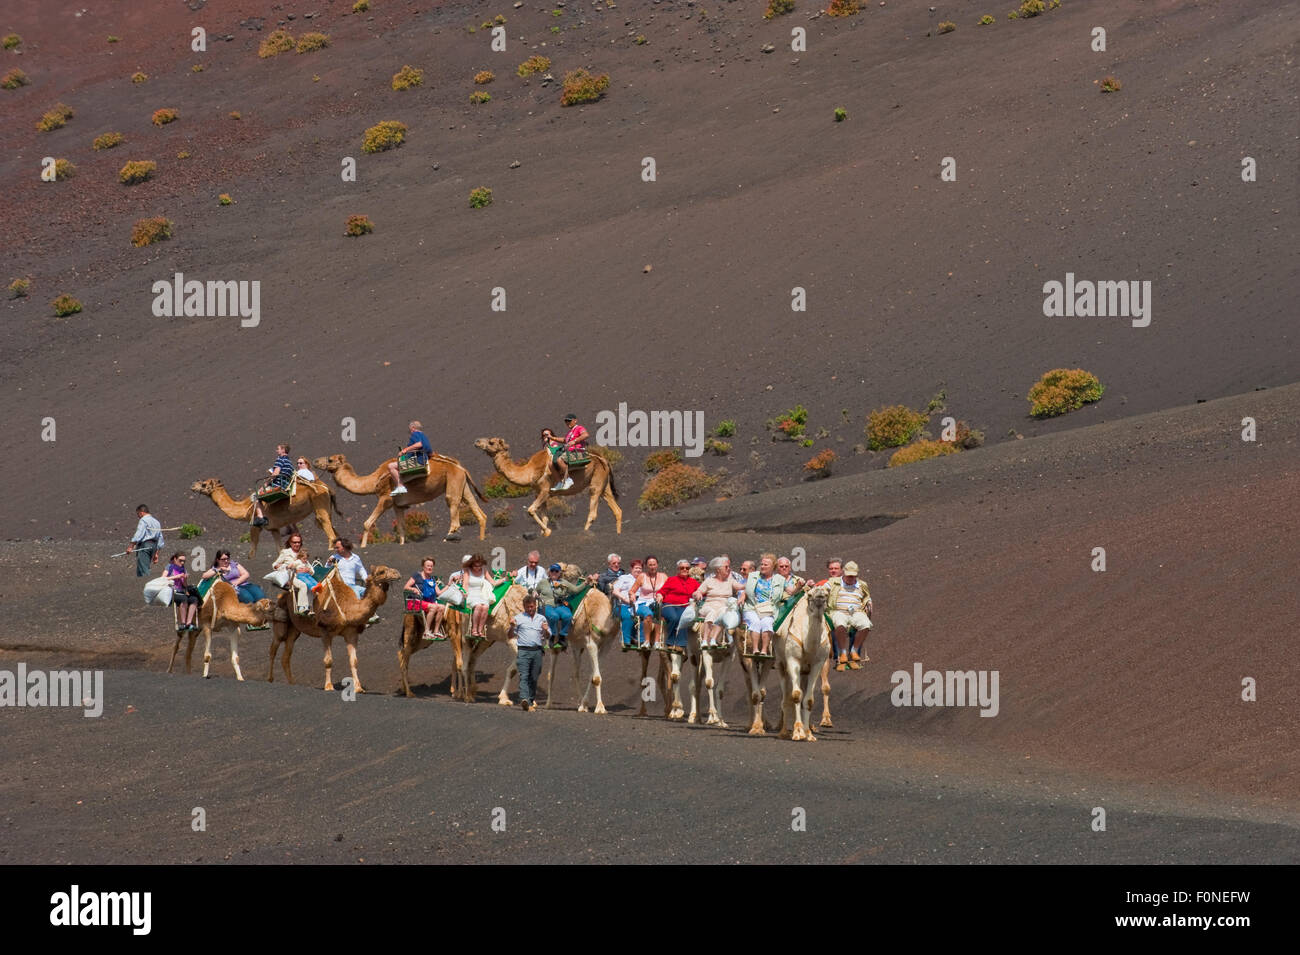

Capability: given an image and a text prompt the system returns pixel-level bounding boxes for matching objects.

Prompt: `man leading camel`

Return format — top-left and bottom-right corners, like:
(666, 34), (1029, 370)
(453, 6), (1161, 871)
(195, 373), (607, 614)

(389, 420), (433, 496)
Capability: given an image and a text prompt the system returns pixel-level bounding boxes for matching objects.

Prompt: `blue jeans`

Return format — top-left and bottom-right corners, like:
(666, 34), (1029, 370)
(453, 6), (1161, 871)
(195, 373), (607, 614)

(661, 605), (687, 647)
(517, 646), (543, 704)
(543, 604), (572, 639)
(237, 582), (266, 603)
(618, 603), (636, 645)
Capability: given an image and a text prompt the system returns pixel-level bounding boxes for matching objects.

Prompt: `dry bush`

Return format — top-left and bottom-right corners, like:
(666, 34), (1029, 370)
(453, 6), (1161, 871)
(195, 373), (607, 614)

(474, 70), (495, 84)
(52, 158), (75, 180)
(9, 278), (31, 299)
(51, 294), (82, 317)
(938, 20), (956, 33)
(1, 68), (28, 89)
(1018, 0), (1045, 16)
(345, 214), (373, 236)
(259, 29), (294, 58)
(469, 186), (492, 208)
(492, 505), (513, 527)
(764, 0), (796, 18)
(132, 71), (148, 84)
(119, 160), (157, 185)
(866, 405), (927, 450)
(1100, 75), (1122, 92)
(353, 0), (369, 11)
(560, 68), (609, 106)
(888, 440), (960, 468)
(826, 0), (860, 16)
(131, 216), (172, 247)
(151, 107), (178, 126)
(2, 34), (21, 50)
(218, 193), (234, 205)
(392, 65), (423, 90)
(470, 90), (491, 104)
(93, 131), (124, 150)
(483, 472), (531, 499)
(517, 55), (550, 77)
(638, 463), (717, 511)
(1028, 369), (1104, 418)
(803, 449), (837, 478)
(36, 103), (74, 132)
(644, 449), (683, 473)
(296, 32), (329, 53)
(362, 119), (406, 152)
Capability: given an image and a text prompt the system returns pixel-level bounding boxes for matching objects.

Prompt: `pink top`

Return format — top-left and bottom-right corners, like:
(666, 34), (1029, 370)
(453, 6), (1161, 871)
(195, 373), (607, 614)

(696, 576), (739, 615)
(634, 572), (667, 601)
(565, 424), (587, 451)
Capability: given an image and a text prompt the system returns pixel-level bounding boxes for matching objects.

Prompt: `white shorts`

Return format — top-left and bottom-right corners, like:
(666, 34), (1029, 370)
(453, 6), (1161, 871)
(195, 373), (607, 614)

(831, 610), (872, 631)
(743, 610), (775, 633)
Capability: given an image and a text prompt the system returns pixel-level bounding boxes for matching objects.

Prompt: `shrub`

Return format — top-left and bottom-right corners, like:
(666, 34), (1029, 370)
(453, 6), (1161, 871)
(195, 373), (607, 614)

(229, 111), (241, 120)
(469, 186), (493, 208)
(483, 472), (531, 499)
(107, 35), (120, 43)
(638, 463), (717, 511)
(767, 404), (809, 440)
(258, 29), (295, 58)
(592, 445), (623, 470)
(36, 104), (74, 132)
(560, 68), (609, 106)
(176, 150), (190, 159)
(645, 449), (683, 473)
(834, 107), (847, 122)
(362, 119), (407, 153)
(635, 35), (646, 44)
(545, 497), (574, 518)
(119, 160), (157, 185)
(132, 71), (148, 84)
(1027, 368), (1104, 418)
(803, 449), (837, 478)
(517, 55), (550, 77)
(867, 405), (928, 450)
(1008, 11), (1018, 18)
(131, 216), (172, 246)
(9, 278), (30, 298)
(345, 214), (373, 236)
(492, 505), (513, 527)
(52, 158), (75, 180)
(51, 295), (82, 317)
(826, 0), (860, 16)
(938, 20), (956, 33)
(474, 69), (494, 84)
(238, 531), (251, 544)
(494, 14), (507, 25)
(1049, 0), (1060, 7)
(979, 14), (995, 24)
(470, 90), (491, 104)
(1018, 0), (1045, 15)
(191, 63), (205, 73)
(178, 523), (203, 540)
(712, 419), (736, 437)
(93, 131), (124, 150)
(218, 193), (234, 205)
(1, 68), (28, 89)
(353, 0), (370, 11)
(1100, 75), (1122, 93)
(151, 108), (178, 126)
(926, 389), (947, 413)
(888, 439), (960, 467)
(704, 438), (731, 455)
(392, 65), (423, 90)
(2, 34), (20, 50)
(296, 32), (329, 54)
(398, 510), (432, 541)
(764, 0), (796, 18)
(952, 421), (985, 449)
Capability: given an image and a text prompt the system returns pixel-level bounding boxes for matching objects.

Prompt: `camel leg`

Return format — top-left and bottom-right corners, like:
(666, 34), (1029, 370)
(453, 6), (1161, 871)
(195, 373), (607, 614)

(201, 625), (214, 679)
(747, 659), (767, 735)
(167, 630), (182, 673)
(583, 485), (600, 532)
(230, 629), (244, 681)
(688, 648), (702, 724)
(496, 637), (519, 705)
(394, 503), (407, 546)
(248, 525), (260, 559)
(398, 640), (412, 698)
(800, 666), (818, 742)
(579, 638), (604, 713)
(449, 627), (464, 700)
(314, 504), (337, 545)
(782, 661), (801, 741)
(445, 486), (463, 539)
(819, 658), (833, 728)
(526, 487), (552, 537)
(544, 646), (558, 710)
(185, 632), (197, 675)
(360, 497), (392, 549)
(345, 630), (364, 694)
(711, 645), (729, 728)
(469, 496), (487, 541)
(321, 634), (336, 691)
(281, 632), (298, 685)
(637, 649), (651, 717)
(462, 639), (486, 703)
(602, 479), (623, 534)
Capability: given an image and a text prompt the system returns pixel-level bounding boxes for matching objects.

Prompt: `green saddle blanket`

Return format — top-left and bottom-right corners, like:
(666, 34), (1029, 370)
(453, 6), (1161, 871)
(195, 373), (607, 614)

(197, 577), (216, 600)
(771, 591), (806, 633)
(564, 584), (591, 613)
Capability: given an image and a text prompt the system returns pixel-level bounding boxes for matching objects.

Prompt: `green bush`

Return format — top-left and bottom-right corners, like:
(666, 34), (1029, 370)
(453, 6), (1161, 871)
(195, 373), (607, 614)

(866, 405), (927, 450)
(51, 295), (82, 317)
(470, 90), (491, 104)
(469, 186), (493, 208)
(834, 107), (847, 122)
(345, 214), (373, 236)
(978, 14), (995, 25)
(764, 0), (796, 18)
(560, 68), (609, 107)
(483, 472), (531, 499)
(119, 160), (156, 185)
(1018, 0), (1045, 16)
(767, 404), (809, 440)
(712, 419), (736, 437)
(362, 120), (407, 153)
(179, 523), (203, 540)
(1027, 369), (1104, 418)
(93, 131), (124, 150)
(2, 34), (21, 51)
(517, 55), (550, 77)
(1, 68), (28, 89)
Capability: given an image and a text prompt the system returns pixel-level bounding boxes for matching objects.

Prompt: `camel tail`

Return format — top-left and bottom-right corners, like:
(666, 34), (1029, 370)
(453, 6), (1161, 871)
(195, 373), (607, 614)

(606, 463), (619, 502)
(329, 487), (344, 517)
(463, 468), (487, 503)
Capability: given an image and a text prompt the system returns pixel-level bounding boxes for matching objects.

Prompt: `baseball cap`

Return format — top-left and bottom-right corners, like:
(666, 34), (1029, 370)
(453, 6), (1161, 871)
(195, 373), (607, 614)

(549, 563), (562, 572)
(843, 561), (859, 575)
(564, 413), (577, 422)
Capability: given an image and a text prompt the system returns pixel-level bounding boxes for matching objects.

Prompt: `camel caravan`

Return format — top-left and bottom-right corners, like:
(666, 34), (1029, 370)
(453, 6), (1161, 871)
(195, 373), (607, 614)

(150, 418), (873, 740)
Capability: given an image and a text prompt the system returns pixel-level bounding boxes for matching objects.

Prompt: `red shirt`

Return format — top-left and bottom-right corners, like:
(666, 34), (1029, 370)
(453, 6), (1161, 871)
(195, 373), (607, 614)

(660, 574), (697, 606)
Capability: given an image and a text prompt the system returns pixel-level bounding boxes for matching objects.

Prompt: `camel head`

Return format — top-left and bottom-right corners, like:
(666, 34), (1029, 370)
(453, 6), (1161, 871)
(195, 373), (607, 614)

(314, 454), (347, 473)
(804, 582), (830, 614)
(190, 478), (221, 496)
(251, 598), (274, 622)
(369, 565), (402, 588)
(474, 437), (509, 456)
(561, 563), (584, 582)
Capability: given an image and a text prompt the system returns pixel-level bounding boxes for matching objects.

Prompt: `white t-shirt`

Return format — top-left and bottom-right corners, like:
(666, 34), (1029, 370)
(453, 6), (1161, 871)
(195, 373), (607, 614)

(514, 565), (546, 589)
(612, 572), (637, 603)
(296, 467), (317, 482)
(332, 552), (368, 590)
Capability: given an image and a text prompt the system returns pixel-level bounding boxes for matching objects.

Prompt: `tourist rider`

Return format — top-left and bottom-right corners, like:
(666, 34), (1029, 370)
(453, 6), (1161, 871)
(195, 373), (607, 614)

(536, 563), (580, 651)
(818, 558), (844, 663)
(326, 537), (368, 598)
(743, 553), (792, 657)
(202, 549), (266, 604)
(389, 420), (434, 497)
(657, 560), (699, 652)
(166, 552), (200, 630)
(631, 556), (668, 650)
(253, 442), (294, 526)
(272, 533), (316, 617)
(612, 558), (642, 650)
(827, 561), (872, 671)
(405, 556), (453, 641)
(551, 413), (589, 491)
(694, 557), (745, 649)
(462, 554), (495, 639)
(596, 553), (623, 596)
(514, 550), (546, 590)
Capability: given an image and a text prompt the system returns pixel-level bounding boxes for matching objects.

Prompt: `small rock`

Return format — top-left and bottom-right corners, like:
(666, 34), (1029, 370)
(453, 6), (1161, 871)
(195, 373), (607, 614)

(761, 43), (774, 53)
(509, 159), (521, 168)
(643, 264), (652, 273)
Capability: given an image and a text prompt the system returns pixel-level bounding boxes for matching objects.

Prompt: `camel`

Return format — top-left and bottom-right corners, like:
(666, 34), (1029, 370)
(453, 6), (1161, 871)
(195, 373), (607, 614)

(190, 477), (340, 558)
(313, 453), (487, 545)
(817, 658), (835, 729)
(473, 437), (622, 537)
(267, 565), (401, 692)
(682, 606), (740, 727)
(398, 593), (466, 699)
(167, 580), (273, 681)
(772, 582), (832, 741)
(457, 583), (528, 704)
(540, 572), (620, 714)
